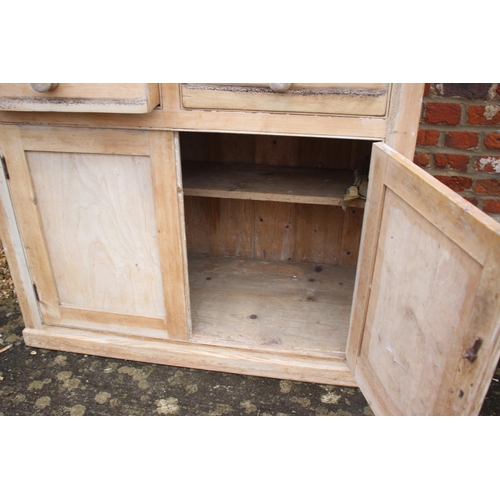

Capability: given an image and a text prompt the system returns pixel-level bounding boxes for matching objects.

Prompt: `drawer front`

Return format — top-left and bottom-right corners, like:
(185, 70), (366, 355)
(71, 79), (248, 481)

(181, 83), (390, 117)
(0, 83), (160, 113)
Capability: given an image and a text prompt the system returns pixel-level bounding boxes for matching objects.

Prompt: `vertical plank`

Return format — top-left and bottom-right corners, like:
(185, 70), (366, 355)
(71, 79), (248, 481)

(254, 201), (296, 261)
(294, 205), (344, 265)
(184, 196), (212, 256)
(385, 83), (425, 159)
(339, 207), (365, 267)
(149, 131), (190, 340)
(0, 155), (42, 329)
(345, 145), (388, 371)
(255, 135), (299, 166)
(207, 133), (255, 163)
(210, 198), (254, 257)
(298, 137), (352, 170)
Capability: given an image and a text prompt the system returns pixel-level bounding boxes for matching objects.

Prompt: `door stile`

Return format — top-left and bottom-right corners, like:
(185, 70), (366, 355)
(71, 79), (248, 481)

(149, 131), (191, 340)
(0, 125), (61, 323)
(345, 143), (388, 372)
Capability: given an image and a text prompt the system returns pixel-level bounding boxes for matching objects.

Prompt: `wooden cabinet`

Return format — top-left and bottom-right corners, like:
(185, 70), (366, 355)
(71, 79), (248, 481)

(1, 83), (500, 415)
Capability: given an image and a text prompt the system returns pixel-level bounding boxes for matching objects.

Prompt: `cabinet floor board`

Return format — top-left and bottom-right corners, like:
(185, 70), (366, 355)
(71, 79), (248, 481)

(188, 256), (355, 355)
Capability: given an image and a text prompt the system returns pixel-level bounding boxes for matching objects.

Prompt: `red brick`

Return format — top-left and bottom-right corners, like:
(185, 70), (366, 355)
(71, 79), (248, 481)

(417, 129), (440, 146)
(475, 156), (500, 173)
(445, 131), (478, 149)
(423, 83), (431, 97)
(425, 103), (462, 125)
(474, 179), (500, 195)
(434, 175), (473, 192)
(485, 133), (500, 150)
(463, 197), (479, 207)
(467, 105), (500, 125)
(440, 83), (491, 99)
(434, 154), (470, 171)
(484, 199), (500, 214)
(413, 153), (430, 167)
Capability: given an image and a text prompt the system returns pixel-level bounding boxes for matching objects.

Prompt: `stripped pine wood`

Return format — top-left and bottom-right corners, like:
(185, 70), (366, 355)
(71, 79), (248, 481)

(28, 151), (166, 318)
(347, 143), (500, 415)
(0, 84), (160, 114)
(184, 197), (212, 255)
(0, 126), (62, 323)
(182, 162), (364, 207)
(149, 131), (191, 340)
(209, 198), (254, 257)
(339, 207), (365, 267)
(181, 83), (390, 116)
(0, 83), (391, 140)
(254, 201), (296, 261)
(294, 205), (344, 265)
(0, 152), (42, 329)
(23, 326), (356, 386)
(183, 198), (361, 267)
(188, 256), (356, 355)
(181, 132), (357, 170)
(254, 135), (300, 167)
(20, 127), (150, 156)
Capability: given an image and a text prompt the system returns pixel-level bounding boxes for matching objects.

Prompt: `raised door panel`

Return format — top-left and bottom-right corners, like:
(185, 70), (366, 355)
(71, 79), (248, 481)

(346, 143), (500, 416)
(0, 126), (189, 340)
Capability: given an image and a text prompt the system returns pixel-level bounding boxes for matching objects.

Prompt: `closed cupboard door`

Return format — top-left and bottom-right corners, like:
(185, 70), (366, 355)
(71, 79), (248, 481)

(347, 143), (500, 416)
(0, 126), (189, 340)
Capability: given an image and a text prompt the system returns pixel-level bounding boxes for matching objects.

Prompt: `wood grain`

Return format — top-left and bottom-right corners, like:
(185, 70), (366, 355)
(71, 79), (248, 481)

(24, 326), (357, 386)
(29, 151), (166, 318)
(347, 143), (500, 415)
(181, 83), (390, 116)
(0, 84), (160, 114)
(182, 162), (365, 207)
(188, 256), (356, 356)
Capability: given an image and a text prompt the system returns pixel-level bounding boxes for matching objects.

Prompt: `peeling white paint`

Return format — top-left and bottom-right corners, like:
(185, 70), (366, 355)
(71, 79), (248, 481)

(488, 84), (499, 100)
(479, 156), (500, 173)
(484, 105), (500, 121)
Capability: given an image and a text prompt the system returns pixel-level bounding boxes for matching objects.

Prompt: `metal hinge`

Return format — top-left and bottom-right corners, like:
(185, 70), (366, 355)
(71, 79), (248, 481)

(1, 155), (9, 180)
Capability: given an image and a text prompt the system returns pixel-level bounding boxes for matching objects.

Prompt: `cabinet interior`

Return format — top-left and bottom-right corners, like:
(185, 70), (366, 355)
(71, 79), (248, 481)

(180, 132), (374, 356)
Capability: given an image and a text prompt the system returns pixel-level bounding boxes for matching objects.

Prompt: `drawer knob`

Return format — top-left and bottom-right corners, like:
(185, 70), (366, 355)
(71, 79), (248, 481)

(30, 83), (59, 93)
(268, 83), (292, 93)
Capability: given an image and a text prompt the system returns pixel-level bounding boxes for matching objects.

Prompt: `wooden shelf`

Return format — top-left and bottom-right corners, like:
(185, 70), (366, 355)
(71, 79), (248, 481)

(182, 161), (365, 207)
(188, 256), (356, 356)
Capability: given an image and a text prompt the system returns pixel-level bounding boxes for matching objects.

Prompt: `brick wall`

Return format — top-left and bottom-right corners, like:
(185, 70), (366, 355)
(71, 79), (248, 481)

(414, 83), (500, 219)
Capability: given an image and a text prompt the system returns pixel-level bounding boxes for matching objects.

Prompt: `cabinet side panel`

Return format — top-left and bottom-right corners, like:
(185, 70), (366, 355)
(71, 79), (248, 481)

(28, 151), (166, 318)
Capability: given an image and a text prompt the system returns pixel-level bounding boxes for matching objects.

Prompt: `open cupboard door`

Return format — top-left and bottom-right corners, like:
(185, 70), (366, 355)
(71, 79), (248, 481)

(346, 143), (500, 416)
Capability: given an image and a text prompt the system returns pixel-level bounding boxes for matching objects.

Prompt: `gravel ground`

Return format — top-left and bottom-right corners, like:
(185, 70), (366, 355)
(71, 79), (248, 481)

(1, 244), (499, 416)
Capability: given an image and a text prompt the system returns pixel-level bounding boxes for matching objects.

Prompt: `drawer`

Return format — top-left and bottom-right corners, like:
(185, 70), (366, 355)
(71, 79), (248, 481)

(0, 84), (160, 113)
(181, 83), (390, 117)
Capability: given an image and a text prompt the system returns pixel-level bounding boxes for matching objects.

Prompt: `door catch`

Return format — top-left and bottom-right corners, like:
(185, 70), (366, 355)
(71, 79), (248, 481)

(462, 338), (483, 363)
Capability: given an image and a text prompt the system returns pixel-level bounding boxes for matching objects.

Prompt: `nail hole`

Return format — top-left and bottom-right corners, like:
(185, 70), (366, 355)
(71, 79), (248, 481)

(314, 265), (323, 273)
(206, 277), (211, 280)
(250, 314), (258, 319)
(308, 278), (315, 282)
(346, 252), (351, 255)
(459, 390), (464, 399)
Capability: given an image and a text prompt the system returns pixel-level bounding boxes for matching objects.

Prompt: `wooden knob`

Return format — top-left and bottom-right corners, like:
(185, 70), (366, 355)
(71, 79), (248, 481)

(268, 83), (292, 93)
(30, 83), (58, 93)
